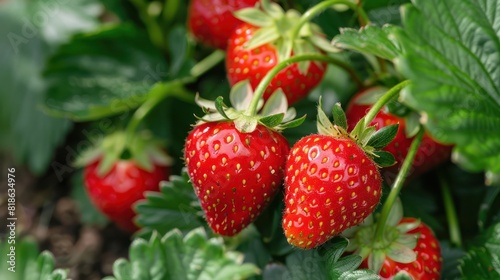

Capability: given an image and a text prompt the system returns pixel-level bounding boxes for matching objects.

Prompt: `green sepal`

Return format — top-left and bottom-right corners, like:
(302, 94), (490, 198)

(309, 33), (341, 54)
(261, 89), (288, 117)
(367, 124), (399, 150)
(244, 25), (280, 50)
(317, 97), (343, 136)
(404, 112), (421, 138)
(386, 242), (417, 264)
(73, 130), (172, 177)
(230, 80), (256, 111)
(279, 114), (307, 129)
(332, 102), (348, 131)
(235, 115), (259, 133)
(261, 0), (284, 19)
(234, 7), (274, 27)
(385, 198), (404, 228)
(350, 117), (366, 141)
(234, 0), (331, 69)
(193, 80), (303, 133)
(368, 249), (386, 274)
(372, 150), (396, 167)
(393, 271), (414, 280)
(215, 96), (231, 120)
(260, 113), (285, 127)
(396, 220), (421, 234)
(358, 126), (377, 147)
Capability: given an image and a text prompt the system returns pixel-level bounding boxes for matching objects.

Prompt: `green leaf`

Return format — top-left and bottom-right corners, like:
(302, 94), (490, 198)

(135, 170), (207, 238)
(322, 238), (381, 279)
(367, 124), (399, 149)
(459, 223), (500, 279)
(333, 25), (403, 61)
(263, 250), (329, 280)
(106, 228), (260, 280)
(397, 0), (500, 175)
(0, 238), (68, 280)
(264, 238), (379, 280)
(479, 186), (500, 231)
(339, 270), (381, 280)
(43, 23), (169, 121)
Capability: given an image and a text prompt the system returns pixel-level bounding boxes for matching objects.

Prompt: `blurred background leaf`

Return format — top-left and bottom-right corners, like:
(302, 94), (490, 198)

(0, 0), (101, 174)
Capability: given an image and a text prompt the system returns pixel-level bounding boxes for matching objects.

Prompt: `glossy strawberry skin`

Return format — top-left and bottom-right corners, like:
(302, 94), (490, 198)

(346, 89), (452, 183)
(360, 218), (442, 280)
(226, 23), (327, 105)
(188, 0), (259, 49)
(184, 121), (290, 236)
(84, 159), (169, 232)
(283, 135), (382, 249)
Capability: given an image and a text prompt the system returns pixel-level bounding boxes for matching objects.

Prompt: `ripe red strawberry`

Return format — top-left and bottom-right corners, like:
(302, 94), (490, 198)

(187, 0), (259, 49)
(226, 1), (337, 105)
(226, 23), (327, 105)
(84, 158), (169, 232)
(184, 121), (289, 236)
(77, 131), (172, 232)
(283, 101), (397, 249)
(184, 81), (302, 236)
(354, 218), (442, 280)
(346, 87), (453, 183)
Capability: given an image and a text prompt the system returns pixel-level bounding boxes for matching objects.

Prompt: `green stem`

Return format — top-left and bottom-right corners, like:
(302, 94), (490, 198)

(124, 49), (223, 141)
(125, 82), (188, 141)
(246, 53), (362, 115)
(364, 80), (410, 125)
(373, 127), (425, 241)
(130, 0), (166, 52)
(439, 175), (462, 247)
(189, 50), (226, 78)
(355, 0), (370, 26)
(290, 0), (370, 43)
(162, 0), (180, 26)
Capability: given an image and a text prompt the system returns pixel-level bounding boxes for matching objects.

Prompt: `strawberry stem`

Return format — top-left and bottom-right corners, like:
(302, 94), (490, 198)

(125, 50), (225, 141)
(290, 0), (370, 43)
(363, 80), (410, 125)
(439, 174), (463, 247)
(246, 53), (363, 115)
(130, 0), (167, 52)
(373, 127), (424, 242)
(125, 81), (190, 142)
(189, 50), (226, 79)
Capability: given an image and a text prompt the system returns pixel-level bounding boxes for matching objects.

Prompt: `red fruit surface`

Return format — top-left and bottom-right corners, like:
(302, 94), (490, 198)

(283, 135), (382, 249)
(84, 159), (169, 232)
(187, 0), (259, 49)
(226, 23), (327, 105)
(184, 121), (290, 236)
(360, 218), (442, 280)
(346, 88), (452, 183)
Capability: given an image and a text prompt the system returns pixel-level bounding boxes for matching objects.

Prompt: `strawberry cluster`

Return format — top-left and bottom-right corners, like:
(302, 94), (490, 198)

(183, 1), (448, 279)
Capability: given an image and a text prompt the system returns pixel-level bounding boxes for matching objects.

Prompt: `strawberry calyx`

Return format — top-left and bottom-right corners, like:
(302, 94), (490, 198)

(343, 199), (420, 274)
(194, 80), (305, 133)
(234, 0), (339, 73)
(316, 97), (398, 167)
(74, 130), (172, 176)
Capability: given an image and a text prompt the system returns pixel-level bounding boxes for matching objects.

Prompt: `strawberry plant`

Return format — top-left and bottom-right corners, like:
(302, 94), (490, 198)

(1, 0), (500, 279)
